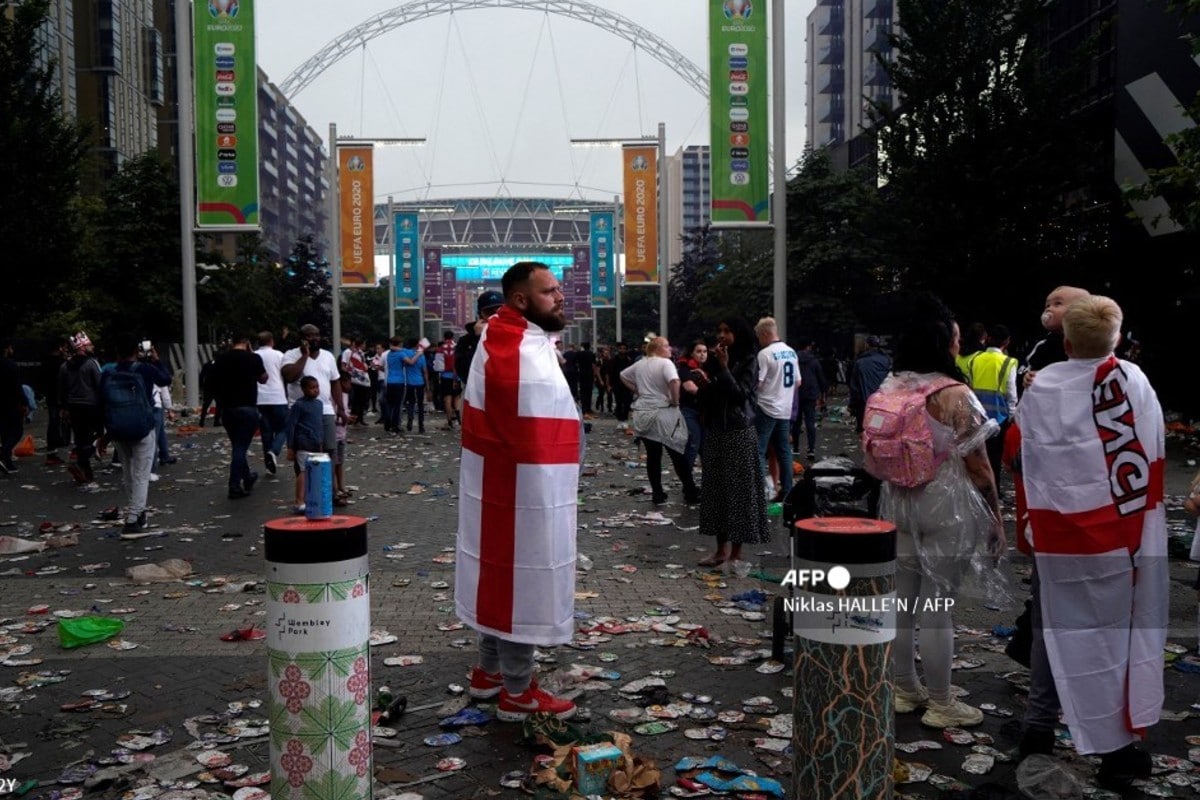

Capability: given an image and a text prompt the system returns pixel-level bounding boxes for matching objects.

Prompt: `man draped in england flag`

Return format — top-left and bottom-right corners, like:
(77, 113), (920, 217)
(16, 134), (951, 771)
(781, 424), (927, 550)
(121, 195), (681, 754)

(1019, 295), (1167, 788)
(455, 262), (581, 721)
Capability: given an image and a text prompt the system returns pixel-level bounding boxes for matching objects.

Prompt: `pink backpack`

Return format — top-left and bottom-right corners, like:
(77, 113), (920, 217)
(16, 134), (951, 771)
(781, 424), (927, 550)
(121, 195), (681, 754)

(861, 377), (959, 488)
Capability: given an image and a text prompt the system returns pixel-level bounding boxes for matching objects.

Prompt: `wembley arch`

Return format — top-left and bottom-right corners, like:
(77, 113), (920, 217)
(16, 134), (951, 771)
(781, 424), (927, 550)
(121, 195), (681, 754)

(280, 0), (710, 99)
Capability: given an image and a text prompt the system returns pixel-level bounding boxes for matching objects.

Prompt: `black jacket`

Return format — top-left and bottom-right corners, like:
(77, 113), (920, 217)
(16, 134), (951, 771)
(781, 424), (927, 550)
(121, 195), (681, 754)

(454, 327), (482, 385)
(849, 349), (891, 414)
(699, 354), (757, 433)
(796, 350), (827, 402)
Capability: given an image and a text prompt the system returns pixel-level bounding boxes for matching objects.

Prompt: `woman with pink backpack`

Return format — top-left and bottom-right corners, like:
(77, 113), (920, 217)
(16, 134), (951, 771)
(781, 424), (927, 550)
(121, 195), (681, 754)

(861, 293), (1005, 729)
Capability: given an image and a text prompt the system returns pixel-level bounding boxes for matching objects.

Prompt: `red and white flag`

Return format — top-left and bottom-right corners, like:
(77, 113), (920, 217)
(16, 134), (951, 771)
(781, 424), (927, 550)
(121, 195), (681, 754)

(1019, 356), (1167, 755)
(454, 306), (581, 645)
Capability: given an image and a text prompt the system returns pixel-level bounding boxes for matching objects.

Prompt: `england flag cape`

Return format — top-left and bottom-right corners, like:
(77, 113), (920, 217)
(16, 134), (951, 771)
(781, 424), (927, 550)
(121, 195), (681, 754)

(454, 306), (581, 646)
(1019, 356), (1167, 755)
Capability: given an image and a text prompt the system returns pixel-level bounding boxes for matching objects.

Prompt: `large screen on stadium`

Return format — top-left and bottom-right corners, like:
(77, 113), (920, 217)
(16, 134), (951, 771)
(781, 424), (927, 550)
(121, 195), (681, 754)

(439, 253), (572, 281)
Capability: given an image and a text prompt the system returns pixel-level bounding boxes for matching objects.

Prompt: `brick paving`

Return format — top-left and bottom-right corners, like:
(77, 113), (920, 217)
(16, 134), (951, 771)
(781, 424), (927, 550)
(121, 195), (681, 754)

(1, 400), (1198, 799)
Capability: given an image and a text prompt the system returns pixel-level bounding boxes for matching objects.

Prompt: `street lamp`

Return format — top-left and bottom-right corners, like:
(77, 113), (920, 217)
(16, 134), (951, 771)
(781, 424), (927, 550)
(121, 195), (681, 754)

(326, 124), (426, 352)
(571, 123), (669, 344)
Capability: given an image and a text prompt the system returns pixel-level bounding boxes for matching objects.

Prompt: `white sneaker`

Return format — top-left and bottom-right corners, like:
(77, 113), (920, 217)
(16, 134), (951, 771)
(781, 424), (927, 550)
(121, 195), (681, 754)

(894, 685), (929, 713)
(921, 699), (983, 728)
(148, 473), (160, 482)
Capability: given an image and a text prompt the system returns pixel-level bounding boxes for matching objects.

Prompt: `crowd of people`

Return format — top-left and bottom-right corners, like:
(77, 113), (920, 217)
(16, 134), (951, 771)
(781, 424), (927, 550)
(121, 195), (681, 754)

(0, 271), (1182, 791)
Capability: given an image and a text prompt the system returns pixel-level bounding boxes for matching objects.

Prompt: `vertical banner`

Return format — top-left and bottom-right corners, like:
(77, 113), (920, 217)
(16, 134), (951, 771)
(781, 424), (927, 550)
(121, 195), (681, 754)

(573, 245), (592, 317)
(622, 146), (659, 284)
(338, 147), (375, 284)
(193, 0), (260, 229)
(570, 247), (593, 320)
(454, 285), (470, 331)
(393, 213), (420, 309)
(442, 266), (458, 329)
(423, 247), (443, 319)
(589, 213), (615, 307)
(708, 0), (770, 226)
(562, 267), (576, 320)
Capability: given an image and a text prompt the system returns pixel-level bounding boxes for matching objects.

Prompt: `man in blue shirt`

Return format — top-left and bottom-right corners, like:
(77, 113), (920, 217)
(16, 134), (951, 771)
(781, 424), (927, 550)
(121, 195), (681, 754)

(399, 338), (428, 433)
(384, 337), (407, 434)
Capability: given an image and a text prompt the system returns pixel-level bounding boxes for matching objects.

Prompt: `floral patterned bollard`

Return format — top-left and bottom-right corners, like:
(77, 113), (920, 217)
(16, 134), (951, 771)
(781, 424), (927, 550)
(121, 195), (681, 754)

(790, 517), (896, 800)
(265, 515), (372, 800)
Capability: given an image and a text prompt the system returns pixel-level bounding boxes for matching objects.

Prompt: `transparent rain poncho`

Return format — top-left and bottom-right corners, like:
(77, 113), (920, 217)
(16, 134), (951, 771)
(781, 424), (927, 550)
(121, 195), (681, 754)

(876, 372), (1013, 607)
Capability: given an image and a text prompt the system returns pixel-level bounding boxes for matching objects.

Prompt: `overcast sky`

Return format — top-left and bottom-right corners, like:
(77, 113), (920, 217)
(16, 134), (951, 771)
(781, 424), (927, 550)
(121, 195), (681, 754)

(255, 0), (817, 205)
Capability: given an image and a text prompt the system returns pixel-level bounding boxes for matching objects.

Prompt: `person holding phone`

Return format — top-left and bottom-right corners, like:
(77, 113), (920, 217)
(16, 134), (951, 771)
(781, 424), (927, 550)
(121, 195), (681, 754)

(677, 339), (710, 473)
(281, 324), (345, 459)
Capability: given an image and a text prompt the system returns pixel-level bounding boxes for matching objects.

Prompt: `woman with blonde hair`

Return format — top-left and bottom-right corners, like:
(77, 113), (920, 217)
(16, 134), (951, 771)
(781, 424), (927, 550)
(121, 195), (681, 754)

(621, 337), (699, 505)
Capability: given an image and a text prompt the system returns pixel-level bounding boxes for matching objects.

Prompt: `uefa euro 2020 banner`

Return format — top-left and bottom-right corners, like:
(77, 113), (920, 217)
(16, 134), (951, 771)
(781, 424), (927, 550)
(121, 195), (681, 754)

(193, 0), (260, 229)
(622, 146), (659, 285)
(338, 147), (375, 285)
(393, 213), (420, 309)
(589, 212), (615, 308)
(709, 0), (770, 226)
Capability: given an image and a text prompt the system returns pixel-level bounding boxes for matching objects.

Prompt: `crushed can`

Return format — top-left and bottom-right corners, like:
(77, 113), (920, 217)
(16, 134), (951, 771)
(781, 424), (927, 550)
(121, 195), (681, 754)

(304, 453), (333, 520)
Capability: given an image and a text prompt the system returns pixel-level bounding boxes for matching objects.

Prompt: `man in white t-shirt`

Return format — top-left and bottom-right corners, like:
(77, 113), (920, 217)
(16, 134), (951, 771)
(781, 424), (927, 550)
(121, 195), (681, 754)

(754, 317), (798, 502)
(280, 324), (345, 455)
(255, 331), (288, 475)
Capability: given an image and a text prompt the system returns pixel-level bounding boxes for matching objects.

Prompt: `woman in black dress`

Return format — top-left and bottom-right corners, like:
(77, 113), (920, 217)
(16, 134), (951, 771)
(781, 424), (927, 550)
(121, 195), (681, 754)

(696, 317), (770, 567)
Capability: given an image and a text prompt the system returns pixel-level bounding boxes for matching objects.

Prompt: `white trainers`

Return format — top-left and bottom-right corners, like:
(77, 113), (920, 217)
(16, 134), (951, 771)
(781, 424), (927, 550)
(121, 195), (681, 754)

(920, 699), (983, 728)
(894, 685), (929, 713)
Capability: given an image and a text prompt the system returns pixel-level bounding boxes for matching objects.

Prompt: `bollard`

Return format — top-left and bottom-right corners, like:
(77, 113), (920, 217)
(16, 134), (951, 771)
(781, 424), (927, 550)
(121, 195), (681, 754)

(265, 515), (372, 800)
(791, 516), (896, 800)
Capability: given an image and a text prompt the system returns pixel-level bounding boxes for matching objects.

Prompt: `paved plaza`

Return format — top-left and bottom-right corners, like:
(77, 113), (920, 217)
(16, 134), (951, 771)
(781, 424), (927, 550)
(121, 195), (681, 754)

(1, 402), (1198, 799)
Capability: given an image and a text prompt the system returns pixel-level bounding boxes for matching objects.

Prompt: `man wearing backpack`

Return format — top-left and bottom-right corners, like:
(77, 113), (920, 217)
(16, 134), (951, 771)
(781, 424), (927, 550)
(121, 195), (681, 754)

(966, 324), (1017, 485)
(101, 336), (171, 533)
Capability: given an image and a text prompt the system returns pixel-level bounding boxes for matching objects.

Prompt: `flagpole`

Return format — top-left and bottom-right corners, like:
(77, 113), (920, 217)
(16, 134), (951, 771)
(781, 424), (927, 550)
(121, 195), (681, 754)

(388, 195), (395, 339)
(613, 193), (623, 344)
(658, 122), (668, 338)
(176, 0), (199, 408)
(771, 0), (788, 340)
(328, 122), (342, 350)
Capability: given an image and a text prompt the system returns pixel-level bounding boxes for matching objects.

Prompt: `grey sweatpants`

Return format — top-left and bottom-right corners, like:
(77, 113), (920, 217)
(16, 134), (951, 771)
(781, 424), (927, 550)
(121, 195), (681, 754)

(114, 431), (156, 522)
(478, 634), (536, 695)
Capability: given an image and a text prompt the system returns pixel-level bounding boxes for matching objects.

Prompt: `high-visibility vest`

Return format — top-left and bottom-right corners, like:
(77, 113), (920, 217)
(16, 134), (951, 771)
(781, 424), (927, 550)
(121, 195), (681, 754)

(967, 350), (1016, 423)
(955, 353), (976, 377)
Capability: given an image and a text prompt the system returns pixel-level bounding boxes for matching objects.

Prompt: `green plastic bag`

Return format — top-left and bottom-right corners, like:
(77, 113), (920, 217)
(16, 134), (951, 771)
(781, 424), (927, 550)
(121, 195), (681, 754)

(58, 616), (124, 649)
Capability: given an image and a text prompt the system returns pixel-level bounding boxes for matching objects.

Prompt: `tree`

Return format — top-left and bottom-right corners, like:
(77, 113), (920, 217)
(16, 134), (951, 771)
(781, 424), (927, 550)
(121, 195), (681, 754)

(871, 0), (1098, 321)
(618, 286), (660, 346)
(198, 233), (291, 341)
(282, 234), (332, 332)
(783, 148), (887, 339)
(668, 224), (722, 342)
(83, 153), (183, 344)
(691, 229), (774, 327)
(1124, 0), (1200, 231)
(0, 0), (89, 338)
(341, 285), (390, 344)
